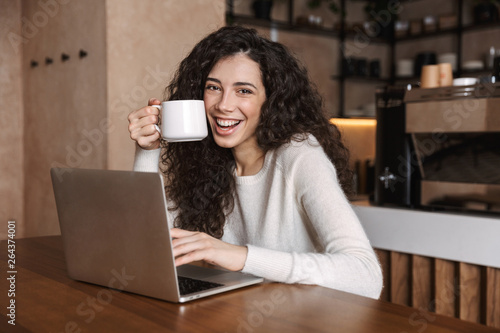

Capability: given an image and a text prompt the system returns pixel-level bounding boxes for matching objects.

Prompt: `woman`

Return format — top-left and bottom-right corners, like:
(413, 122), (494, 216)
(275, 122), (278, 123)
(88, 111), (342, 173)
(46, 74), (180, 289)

(128, 26), (382, 299)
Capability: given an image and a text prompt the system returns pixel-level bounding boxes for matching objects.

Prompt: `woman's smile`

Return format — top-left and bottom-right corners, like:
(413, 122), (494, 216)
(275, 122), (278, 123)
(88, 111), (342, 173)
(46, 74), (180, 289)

(214, 117), (242, 134)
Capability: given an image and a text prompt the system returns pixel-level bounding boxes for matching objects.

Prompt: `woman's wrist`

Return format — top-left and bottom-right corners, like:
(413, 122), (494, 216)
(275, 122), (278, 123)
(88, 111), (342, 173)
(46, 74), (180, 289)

(234, 245), (248, 271)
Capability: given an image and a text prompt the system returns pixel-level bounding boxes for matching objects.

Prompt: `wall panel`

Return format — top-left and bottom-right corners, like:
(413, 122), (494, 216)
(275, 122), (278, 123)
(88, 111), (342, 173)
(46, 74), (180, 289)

(434, 259), (457, 317)
(390, 252), (411, 306)
(376, 249), (500, 329)
(486, 267), (500, 328)
(412, 255), (433, 311)
(22, 0), (107, 237)
(0, 0), (24, 239)
(375, 249), (390, 302)
(458, 263), (482, 324)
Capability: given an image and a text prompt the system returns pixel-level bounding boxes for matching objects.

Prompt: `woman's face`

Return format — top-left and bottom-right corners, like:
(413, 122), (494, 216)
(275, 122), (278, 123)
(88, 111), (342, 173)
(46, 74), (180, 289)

(203, 53), (266, 153)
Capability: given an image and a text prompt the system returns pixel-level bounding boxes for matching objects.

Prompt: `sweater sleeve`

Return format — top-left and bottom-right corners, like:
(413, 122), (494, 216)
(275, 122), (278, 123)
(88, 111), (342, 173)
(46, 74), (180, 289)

(241, 144), (383, 299)
(132, 144), (161, 172)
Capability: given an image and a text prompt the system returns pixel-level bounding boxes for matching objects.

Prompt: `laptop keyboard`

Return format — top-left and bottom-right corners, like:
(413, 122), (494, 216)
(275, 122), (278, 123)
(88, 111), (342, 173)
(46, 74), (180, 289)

(178, 276), (224, 296)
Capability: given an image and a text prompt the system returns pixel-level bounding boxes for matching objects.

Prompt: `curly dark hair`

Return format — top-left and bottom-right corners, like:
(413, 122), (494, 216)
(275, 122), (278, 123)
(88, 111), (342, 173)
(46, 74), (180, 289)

(161, 25), (353, 238)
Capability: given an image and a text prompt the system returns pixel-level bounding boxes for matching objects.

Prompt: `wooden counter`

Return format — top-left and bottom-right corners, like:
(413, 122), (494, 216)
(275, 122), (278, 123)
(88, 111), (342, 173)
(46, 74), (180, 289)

(2, 236), (500, 332)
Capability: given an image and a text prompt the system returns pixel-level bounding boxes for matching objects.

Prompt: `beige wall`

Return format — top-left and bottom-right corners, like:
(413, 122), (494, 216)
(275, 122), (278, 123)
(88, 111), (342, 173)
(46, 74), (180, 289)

(22, 0), (108, 238)
(0, 0), (24, 239)
(0, 0), (225, 239)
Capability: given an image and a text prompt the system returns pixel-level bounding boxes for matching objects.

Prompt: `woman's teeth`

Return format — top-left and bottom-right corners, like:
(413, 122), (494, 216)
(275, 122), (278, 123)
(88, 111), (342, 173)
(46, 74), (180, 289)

(216, 118), (241, 129)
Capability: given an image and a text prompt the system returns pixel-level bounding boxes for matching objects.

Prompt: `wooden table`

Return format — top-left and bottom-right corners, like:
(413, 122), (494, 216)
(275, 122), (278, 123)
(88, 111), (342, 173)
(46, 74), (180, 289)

(1, 236), (499, 333)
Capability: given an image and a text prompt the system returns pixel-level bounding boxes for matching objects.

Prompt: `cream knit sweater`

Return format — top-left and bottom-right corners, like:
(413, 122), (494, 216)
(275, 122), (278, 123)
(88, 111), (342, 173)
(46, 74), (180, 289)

(133, 135), (383, 299)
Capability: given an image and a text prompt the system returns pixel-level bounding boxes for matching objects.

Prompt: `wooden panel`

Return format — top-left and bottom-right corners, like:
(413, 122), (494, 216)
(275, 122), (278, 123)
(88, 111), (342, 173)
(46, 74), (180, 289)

(412, 255), (433, 310)
(390, 252), (411, 306)
(380, 248), (500, 329)
(375, 249), (390, 301)
(486, 267), (500, 328)
(458, 263), (482, 324)
(434, 259), (457, 318)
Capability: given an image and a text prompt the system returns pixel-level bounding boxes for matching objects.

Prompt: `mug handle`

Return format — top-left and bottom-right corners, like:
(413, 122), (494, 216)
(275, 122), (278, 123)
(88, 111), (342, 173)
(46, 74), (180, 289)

(151, 105), (162, 135)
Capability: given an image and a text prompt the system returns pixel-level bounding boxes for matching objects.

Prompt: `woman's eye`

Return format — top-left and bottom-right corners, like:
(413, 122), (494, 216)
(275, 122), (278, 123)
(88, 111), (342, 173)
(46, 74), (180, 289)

(238, 89), (252, 94)
(205, 85), (220, 91)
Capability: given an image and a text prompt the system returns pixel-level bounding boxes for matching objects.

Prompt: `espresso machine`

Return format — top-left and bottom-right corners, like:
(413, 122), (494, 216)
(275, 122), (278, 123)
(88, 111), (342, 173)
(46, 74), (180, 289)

(374, 82), (500, 214)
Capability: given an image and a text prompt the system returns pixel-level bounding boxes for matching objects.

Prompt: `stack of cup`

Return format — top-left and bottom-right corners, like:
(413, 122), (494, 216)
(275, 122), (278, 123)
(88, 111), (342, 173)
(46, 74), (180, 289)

(420, 65), (439, 88)
(420, 63), (453, 88)
(438, 63), (453, 86)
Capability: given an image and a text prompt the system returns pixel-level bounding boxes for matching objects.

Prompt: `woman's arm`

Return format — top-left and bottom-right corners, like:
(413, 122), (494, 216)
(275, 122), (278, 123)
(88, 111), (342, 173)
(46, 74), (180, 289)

(240, 145), (383, 299)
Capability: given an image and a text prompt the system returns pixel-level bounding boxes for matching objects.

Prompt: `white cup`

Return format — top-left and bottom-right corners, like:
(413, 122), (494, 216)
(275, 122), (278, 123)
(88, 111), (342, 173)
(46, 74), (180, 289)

(152, 100), (208, 142)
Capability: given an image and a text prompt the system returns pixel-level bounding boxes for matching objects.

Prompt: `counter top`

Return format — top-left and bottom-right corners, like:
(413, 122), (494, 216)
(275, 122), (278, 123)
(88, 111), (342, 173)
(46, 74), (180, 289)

(353, 201), (500, 268)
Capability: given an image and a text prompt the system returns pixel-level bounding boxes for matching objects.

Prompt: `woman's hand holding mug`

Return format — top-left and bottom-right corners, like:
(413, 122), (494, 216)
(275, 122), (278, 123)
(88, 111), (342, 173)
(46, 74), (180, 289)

(128, 98), (162, 150)
(128, 98), (208, 149)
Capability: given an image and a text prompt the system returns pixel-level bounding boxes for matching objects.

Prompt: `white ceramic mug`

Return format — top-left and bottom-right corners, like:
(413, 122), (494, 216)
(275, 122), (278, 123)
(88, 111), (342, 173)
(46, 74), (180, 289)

(152, 100), (208, 142)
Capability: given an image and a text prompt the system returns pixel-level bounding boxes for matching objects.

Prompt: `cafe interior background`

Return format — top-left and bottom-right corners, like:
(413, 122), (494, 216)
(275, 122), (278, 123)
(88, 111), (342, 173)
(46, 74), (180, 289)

(1, 0), (499, 328)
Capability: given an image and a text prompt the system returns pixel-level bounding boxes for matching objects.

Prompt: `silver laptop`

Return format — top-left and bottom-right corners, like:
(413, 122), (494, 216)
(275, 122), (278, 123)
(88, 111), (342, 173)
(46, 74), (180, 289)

(50, 167), (263, 303)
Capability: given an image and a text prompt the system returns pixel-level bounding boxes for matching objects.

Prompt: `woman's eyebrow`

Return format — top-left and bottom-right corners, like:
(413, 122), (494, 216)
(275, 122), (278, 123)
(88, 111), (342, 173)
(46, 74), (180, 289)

(234, 81), (257, 89)
(206, 77), (257, 90)
(206, 77), (220, 84)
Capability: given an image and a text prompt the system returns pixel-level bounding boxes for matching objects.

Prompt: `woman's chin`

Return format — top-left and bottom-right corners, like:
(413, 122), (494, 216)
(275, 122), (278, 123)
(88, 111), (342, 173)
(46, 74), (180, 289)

(213, 137), (235, 149)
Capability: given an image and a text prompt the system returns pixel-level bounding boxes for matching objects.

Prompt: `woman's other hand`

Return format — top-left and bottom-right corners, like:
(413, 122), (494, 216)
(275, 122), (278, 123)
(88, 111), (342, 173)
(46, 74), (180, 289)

(170, 228), (248, 271)
(128, 98), (161, 150)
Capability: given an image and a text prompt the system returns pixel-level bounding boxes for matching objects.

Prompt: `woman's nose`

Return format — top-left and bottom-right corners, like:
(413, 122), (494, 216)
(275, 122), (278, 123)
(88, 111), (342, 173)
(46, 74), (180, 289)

(216, 91), (235, 113)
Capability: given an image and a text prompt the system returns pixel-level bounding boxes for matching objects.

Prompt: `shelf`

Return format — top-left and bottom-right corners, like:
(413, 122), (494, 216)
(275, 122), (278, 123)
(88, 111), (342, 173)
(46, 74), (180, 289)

(227, 14), (289, 29)
(462, 21), (500, 33)
(395, 75), (419, 80)
(395, 22), (500, 42)
(229, 14), (340, 39)
(395, 27), (459, 42)
(394, 71), (493, 82)
(332, 75), (390, 83)
(344, 31), (390, 44)
(460, 69), (492, 76)
(230, 15), (395, 45)
(337, 116), (376, 119)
